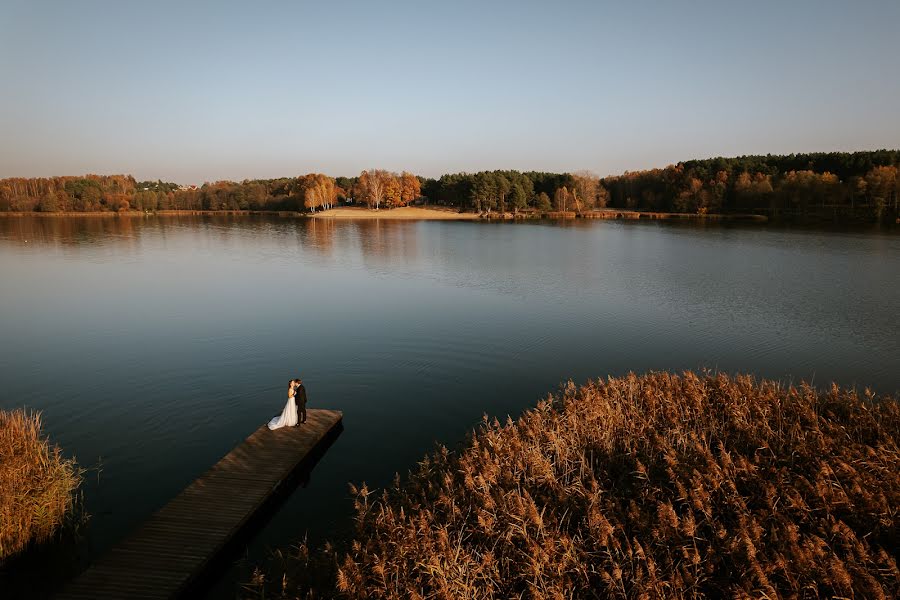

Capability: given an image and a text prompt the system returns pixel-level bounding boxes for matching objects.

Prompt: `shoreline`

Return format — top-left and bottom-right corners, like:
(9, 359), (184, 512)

(18, 208), (898, 225)
(0, 207), (769, 222)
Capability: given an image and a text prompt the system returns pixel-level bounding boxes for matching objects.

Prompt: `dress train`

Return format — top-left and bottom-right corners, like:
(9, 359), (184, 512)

(268, 395), (298, 430)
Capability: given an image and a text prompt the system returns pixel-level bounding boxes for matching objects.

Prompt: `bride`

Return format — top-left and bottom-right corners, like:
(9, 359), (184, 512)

(268, 379), (300, 430)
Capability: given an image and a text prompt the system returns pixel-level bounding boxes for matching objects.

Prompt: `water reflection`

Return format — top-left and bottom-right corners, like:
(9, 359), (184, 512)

(0, 215), (897, 598)
(304, 217), (337, 257)
(2, 215), (141, 248)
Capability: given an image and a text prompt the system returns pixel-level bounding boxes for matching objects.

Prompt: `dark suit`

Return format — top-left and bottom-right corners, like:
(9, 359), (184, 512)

(295, 383), (308, 423)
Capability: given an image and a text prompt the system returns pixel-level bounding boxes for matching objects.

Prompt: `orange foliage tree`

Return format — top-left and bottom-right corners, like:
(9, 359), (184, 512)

(399, 172), (421, 206)
(356, 170), (393, 209)
(303, 174), (337, 213)
(864, 165), (899, 218)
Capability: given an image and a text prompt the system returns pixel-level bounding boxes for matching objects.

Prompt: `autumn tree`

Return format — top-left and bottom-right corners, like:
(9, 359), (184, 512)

(399, 172), (421, 206)
(674, 177), (703, 213)
(864, 165), (899, 219)
(38, 192), (58, 213)
(55, 190), (72, 211)
(734, 172), (774, 210)
(383, 174), (402, 208)
(303, 188), (319, 212)
(104, 193), (131, 211)
(553, 186), (573, 212)
(245, 183), (268, 210)
(571, 171), (604, 213)
(303, 174), (337, 212)
(776, 171), (841, 217)
(357, 169), (389, 210)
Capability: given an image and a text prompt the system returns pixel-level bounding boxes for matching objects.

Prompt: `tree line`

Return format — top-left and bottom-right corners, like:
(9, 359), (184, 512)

(422, 170), (607, 214)
(423, 151), (899, 221)
(599, 150), (900, 221)
(1, 150), (898, 221)
(0, 170), (422, 214)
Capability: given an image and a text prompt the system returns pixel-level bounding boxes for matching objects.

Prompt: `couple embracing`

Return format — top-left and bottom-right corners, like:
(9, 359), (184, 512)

(267, 378), (308, 430)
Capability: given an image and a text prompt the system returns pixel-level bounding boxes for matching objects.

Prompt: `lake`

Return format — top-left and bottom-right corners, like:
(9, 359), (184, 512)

(1, 215), (898, 597)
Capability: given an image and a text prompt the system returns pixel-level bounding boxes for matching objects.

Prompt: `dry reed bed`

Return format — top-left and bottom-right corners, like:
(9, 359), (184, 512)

(0, 409), (82, 562)
(250, 372), (900, 599)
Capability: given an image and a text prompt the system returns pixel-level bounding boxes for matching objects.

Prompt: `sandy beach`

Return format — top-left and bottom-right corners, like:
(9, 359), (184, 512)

(311, 206), (480, 220)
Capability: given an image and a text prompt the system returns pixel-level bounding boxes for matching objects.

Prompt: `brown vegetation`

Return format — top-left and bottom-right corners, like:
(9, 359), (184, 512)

(248, 372), (899, 599)
(0, 409), (82, 562)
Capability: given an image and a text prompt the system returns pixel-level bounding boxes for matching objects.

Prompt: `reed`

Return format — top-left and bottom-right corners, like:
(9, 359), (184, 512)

(248, 372), (900, 599)
(0, 409), (82, 562)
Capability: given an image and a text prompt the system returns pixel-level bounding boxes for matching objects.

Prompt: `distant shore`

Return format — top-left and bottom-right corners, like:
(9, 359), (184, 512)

(0, 207), (769, 222)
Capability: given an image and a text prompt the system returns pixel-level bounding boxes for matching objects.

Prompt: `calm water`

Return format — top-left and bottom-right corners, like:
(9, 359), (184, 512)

(1, 216), (898, 596)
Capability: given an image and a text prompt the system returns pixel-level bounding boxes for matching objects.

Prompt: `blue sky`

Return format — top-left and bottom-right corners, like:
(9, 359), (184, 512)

(1, 0), (898, 183)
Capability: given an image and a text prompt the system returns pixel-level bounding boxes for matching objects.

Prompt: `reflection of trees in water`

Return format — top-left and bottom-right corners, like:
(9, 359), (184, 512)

(354, 220), (419, 267)
(2, 217), (427, 268)
(1, 216), (425, 265)
(0, 214), (286, 254)
(0, 217), (140, 250)
(303, 218), (337, 258)
(291, 219), (422, 267)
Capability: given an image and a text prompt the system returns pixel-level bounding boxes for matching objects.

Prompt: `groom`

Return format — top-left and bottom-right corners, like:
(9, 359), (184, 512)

(294, 378), (308, 425)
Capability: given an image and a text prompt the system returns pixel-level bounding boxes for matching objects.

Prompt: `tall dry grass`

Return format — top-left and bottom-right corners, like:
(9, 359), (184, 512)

(0, 409), (82, 562)
(249, 372), (900, 599)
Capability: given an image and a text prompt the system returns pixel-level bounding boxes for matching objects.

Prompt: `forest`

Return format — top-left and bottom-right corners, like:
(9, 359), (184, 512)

(1, 150), (898, 222)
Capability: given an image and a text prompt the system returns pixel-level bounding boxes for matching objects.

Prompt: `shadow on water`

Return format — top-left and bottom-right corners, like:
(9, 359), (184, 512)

(0, 526), (88, 599)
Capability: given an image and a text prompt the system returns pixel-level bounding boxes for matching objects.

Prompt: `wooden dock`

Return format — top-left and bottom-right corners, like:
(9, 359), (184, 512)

(57, 409), (344, 600)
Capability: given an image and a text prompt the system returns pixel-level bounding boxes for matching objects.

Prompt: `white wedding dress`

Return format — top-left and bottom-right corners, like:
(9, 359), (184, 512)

(268, 393), (298, 430)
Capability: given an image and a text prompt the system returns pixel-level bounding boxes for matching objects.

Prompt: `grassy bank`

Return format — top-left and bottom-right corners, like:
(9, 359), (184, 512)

(0, 409), (82, 562)
(248, 372), (899, 599)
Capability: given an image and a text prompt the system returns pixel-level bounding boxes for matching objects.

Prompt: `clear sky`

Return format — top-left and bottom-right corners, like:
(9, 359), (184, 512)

(1, 0), (898, 183)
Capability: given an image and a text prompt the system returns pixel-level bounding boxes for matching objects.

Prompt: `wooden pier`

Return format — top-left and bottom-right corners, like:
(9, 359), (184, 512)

(57, 409), (343, 600)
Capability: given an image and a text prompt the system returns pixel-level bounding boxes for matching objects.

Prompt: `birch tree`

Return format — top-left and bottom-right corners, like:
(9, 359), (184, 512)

(359, 169), (387, 209)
